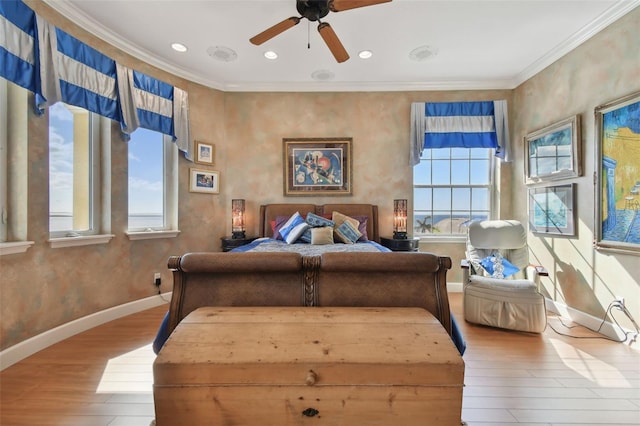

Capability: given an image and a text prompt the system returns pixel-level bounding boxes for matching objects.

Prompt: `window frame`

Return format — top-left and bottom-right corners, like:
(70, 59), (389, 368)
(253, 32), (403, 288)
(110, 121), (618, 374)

(413, 147), (496, 242)
(47, 105), (114, 248)
(0, 79), (34, 255)
(125, 133), (179, 241)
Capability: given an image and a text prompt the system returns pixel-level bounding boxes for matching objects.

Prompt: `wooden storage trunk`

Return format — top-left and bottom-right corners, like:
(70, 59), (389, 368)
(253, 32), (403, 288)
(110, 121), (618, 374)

(153, 307), (464, 425)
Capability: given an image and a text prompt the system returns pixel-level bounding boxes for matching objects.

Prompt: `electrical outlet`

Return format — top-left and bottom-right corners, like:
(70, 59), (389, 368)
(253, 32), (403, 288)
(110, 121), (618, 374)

(154, 272), (161, 287)
(614, 297), (625, 309)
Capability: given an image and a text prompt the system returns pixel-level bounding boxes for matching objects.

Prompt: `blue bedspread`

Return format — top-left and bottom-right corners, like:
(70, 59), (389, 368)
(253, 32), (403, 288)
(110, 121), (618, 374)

(230, 237), (391, 254)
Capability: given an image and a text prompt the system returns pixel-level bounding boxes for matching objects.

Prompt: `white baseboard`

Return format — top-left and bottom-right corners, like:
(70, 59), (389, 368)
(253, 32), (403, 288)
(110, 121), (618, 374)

(0, 292), (172, 371)
(545, 297), (631, 342)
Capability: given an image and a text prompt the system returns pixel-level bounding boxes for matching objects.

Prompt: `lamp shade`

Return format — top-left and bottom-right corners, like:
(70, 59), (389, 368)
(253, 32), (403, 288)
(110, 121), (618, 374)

(232, 199), (246, 239)
(393, 199), (407, 239)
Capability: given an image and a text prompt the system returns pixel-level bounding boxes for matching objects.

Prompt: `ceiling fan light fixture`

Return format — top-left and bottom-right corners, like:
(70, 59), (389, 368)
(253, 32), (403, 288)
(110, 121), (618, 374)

(358, 50), (373, 59)
(207, 46), (238, 62)
(171, 42), (188, 53)
(264, 51), (278, 60)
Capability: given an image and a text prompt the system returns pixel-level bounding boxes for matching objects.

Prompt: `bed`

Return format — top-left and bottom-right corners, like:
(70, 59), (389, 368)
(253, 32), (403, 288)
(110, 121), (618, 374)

(155, 203), (466, 356)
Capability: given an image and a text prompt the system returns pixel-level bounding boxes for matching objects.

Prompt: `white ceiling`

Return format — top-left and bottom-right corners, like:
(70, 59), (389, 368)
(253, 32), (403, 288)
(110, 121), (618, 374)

(44, 0), (639, 92)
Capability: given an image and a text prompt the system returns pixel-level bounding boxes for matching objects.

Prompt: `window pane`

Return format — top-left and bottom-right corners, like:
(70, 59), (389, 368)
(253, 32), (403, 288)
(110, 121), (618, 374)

(432, 148), (450, 159)
(472, 188), (489, 211)
(413, 188), (433, 210)
(432, 160), (451, 185)
(451, 148), (469, 159)
(469, 148), (489, 159)
(128, 128), (164, 229)
(451, 160), (470, 185)
(433, 188), (451, 210)
(49, 103), (91, 233)
(452, 188), (471, 210)
(414, 213), (435, 235)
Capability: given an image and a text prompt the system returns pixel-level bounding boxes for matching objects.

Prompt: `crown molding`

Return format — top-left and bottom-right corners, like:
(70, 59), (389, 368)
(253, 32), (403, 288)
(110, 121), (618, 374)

(44, 0), (638, 93)
(514, 0), (640, 87)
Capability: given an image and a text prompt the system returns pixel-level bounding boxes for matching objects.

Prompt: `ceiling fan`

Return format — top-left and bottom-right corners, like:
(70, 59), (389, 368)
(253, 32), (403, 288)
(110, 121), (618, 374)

(249, 0), (392, 63)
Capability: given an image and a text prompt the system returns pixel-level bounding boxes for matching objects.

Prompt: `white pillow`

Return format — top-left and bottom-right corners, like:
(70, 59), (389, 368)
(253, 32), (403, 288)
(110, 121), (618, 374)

(278, 212), (310, 244)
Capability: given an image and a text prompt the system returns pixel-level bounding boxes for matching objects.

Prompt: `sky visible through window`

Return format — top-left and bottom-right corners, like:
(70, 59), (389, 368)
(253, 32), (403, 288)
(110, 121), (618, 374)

(49, 103), (74, 216)
(128, 127), (164, 228)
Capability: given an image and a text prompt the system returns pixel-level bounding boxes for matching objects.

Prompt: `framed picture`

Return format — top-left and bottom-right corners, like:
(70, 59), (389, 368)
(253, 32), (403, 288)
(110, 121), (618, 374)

(524, 115), (581, 184)
(189, 168), (219, 194)
(528, 183), (575, 236)
(594, 90), (640, 254)
(194, 141), (215, 165)
(283, 137), (352, 196)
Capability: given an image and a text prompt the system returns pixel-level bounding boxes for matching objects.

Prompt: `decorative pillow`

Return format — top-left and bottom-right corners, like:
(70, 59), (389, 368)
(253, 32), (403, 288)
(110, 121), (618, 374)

(480, 252), (519, 278)
(306, 212), (335, 228)
(351, 215), (369, 241)
(334, 220), (363, 244)
(272, 215), (293, 240)
(332, 211), (359, 237)
(311, 227), (334, 245)
(278, 212), (310, 244)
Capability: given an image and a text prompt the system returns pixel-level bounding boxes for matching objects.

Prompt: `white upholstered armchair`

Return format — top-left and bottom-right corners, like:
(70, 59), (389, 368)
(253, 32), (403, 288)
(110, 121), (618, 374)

(461, 220), (548, 333)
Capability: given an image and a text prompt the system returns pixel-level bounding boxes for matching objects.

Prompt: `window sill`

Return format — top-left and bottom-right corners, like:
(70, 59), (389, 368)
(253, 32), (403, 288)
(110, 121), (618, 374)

(126, 230), (180, 241)
(417, 235), (467, 244)
(48, 234), (115, 249)
(0, 241), (35, 256)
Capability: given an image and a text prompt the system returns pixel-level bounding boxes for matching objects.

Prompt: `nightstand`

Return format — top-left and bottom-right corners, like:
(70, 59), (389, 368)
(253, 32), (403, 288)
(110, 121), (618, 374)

(220, 236), (256, 252)
(380, 237), (420, 252)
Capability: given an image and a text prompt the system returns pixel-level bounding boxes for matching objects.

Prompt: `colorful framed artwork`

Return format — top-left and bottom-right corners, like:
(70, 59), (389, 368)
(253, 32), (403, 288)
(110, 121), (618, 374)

(524, 115), (581, 184)
(189, 168), (219, 194)
(195, 141), (215, 165)
(283, 137), (352, 196)
(594, 90), (640, 254)
(528, 183), (576, 236)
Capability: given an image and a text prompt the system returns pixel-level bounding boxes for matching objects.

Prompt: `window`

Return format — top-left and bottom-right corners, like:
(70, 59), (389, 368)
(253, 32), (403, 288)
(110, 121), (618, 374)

(49, 102), (99, 237)
(127, 128), (165, 230)
(126, 128), (179, 239)
(413, 147), (493, 237)
(0, 79), (33, 254)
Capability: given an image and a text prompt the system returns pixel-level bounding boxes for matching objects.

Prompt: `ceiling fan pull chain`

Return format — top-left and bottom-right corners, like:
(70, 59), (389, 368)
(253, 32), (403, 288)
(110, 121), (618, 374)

(307, 20), (311, 49)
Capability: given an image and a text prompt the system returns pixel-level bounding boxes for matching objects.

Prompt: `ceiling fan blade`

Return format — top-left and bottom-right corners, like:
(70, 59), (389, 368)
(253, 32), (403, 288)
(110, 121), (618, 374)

(329, 0), (392, 12)
(317, 22), (349, 63)
(250, 17), (300, 45)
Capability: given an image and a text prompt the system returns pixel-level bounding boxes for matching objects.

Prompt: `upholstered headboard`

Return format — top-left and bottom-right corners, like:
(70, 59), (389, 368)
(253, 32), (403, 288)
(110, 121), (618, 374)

(258, 204), (380, 242)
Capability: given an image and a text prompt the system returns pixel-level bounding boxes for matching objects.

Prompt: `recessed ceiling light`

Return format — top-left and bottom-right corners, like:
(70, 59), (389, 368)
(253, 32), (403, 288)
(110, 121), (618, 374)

(207, 46), (238, 62)
(264, 51), (278, 60)
(171, 43), (188, 53)
(358, 50), (373, 59)
(311, 69), (335, 81)
(409, 45), (438, 61)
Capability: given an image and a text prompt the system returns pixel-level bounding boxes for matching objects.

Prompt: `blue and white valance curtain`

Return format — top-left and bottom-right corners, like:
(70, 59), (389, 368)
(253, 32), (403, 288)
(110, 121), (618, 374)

(410, 100), (510, 165)
(1, 1), (191, 159)
(0, 0), (39, 93)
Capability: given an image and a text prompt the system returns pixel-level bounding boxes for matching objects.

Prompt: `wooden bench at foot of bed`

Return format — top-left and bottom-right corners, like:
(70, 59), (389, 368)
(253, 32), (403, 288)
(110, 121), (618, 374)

(153, 306), (464, 426)
(166, 251), (453, 338)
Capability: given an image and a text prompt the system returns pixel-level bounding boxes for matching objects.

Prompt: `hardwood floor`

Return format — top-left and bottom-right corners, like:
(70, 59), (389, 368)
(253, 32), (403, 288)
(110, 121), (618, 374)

(1, 294), (638, 425)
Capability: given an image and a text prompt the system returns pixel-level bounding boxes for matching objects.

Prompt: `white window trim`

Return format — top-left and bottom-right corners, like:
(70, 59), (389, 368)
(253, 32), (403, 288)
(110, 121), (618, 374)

(125, 134), (179, 241)
(49, 107), (102, 239)
(1, 80), (33, 255)
(48, 234), (115, 249)
(0, 241), (35, 255)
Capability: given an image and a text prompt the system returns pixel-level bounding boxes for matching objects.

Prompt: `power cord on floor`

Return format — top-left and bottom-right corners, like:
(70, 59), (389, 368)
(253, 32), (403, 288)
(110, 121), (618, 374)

(548, 300), (639, 344)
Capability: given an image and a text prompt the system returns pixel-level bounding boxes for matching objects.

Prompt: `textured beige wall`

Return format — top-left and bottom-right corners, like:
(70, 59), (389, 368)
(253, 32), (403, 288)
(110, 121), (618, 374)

(1, 2), (637, 351)
(511, 8), (640, 325)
